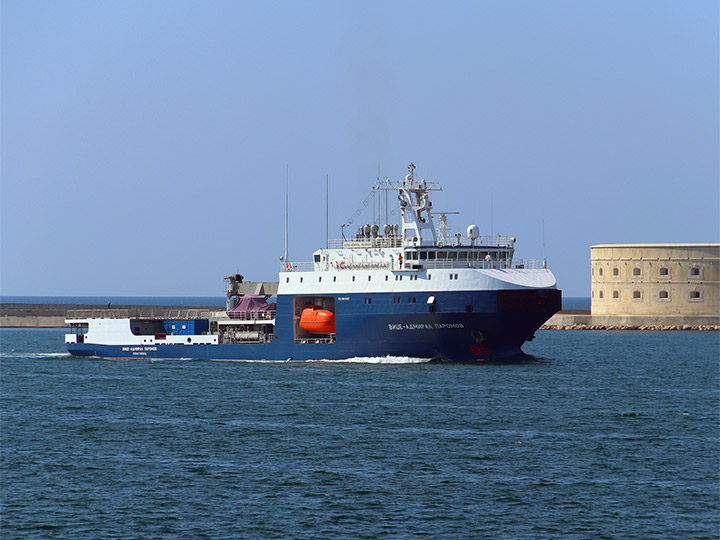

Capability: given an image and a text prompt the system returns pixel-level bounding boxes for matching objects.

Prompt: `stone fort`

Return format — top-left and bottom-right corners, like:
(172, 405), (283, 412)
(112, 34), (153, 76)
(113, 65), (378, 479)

(590, 244), (719, 317)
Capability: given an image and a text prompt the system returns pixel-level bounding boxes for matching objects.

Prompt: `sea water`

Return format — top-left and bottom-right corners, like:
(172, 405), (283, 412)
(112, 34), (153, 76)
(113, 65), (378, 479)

(1, 328), (718, 539)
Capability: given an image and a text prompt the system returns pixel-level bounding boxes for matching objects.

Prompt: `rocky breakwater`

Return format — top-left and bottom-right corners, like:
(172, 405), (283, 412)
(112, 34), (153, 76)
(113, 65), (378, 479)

(541, 310), (720, 331)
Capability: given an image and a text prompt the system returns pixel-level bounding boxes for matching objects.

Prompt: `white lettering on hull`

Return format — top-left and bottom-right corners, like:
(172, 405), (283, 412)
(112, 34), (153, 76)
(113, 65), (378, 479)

(388, 323), (464, 331)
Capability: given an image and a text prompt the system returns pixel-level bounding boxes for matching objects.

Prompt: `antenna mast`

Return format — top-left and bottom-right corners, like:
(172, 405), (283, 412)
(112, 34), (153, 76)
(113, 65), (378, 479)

(326, 174), (329, 249)
(284, 165), (289, 262)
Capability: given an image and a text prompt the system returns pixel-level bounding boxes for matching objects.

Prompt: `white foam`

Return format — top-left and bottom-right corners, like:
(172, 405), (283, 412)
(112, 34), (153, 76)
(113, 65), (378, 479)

(0, 352), (71, 358)
(211, 356), (431, 364)
(313, 356), (431, 364)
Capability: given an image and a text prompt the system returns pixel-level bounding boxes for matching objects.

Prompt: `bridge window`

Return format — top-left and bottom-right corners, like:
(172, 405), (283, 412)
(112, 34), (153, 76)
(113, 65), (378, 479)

(420, 251), (427, 260)
(428, 251), (436, 260)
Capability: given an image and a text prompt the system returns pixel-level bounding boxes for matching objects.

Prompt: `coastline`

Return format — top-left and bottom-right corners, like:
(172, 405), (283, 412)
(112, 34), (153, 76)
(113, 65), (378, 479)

(2, 303), (717, 331)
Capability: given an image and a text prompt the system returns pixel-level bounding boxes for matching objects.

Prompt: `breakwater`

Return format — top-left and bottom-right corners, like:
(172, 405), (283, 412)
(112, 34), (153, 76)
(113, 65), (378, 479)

(2, 304), (718, 330)
(540, 310), (719, 331)
(0, 303), (219, 328)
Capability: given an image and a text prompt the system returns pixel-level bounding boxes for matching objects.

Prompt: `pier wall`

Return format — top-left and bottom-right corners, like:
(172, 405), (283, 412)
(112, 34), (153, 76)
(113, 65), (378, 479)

(542, 311), (719, 330)
(0, 304), (220, 329)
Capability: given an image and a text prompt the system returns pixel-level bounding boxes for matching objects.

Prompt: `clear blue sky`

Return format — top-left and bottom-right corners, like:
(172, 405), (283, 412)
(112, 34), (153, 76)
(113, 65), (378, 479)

(2, 0), (718, 298)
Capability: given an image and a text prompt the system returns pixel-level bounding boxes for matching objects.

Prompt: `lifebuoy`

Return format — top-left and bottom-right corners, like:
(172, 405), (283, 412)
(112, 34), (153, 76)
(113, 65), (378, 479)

(286, 263), (292, 271)
(339, 261), (345, 269)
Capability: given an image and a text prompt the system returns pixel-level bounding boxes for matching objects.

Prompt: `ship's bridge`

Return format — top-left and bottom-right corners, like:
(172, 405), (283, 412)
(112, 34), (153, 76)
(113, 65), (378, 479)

(280, 236), (542, 273)
(279, 163), (544, 273)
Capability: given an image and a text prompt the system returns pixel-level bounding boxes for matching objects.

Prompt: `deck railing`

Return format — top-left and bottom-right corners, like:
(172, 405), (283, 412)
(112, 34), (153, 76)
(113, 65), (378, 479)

(280, 258), (544, 273)
(327, 235), (514, 249)
(66, 309), (212, 320)
(225, 310), (276, 321)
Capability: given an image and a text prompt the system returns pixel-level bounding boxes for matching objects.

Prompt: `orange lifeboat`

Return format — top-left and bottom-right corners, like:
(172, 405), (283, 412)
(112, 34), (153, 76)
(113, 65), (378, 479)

(299, 305), (336, 334)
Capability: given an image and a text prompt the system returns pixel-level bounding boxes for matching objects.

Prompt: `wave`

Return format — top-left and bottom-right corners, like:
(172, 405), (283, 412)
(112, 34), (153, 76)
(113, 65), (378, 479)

(213, 356), (431, 364)
(316, 356), (431, 364)
(0, 351), (71, 358)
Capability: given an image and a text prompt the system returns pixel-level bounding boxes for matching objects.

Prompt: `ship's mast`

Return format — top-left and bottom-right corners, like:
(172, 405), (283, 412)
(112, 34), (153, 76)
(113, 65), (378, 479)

(370, 164), (443, 247)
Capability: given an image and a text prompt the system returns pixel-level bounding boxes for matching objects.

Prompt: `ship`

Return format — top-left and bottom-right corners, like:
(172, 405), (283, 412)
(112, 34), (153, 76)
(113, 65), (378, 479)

(65, 164), (561, 361)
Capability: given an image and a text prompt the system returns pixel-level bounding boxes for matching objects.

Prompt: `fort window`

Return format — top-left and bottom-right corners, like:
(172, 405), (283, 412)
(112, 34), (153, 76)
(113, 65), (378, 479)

(659, 268), (669, 276)
(691, 267), (700, 276)
(613, 268), (619, 276)
(613, 291), (619, 299)
(599, 291), (604, 299)
(633, 290), (641, 299)
(659, 290), (669, 299)
(690, 291), (701, 299)
(633, 268), (641, 276)
(599, 268), (603, 276)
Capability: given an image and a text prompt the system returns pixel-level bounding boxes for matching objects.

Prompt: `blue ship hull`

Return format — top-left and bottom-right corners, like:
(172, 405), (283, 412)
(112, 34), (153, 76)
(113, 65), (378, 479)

(66, 289), (560, 362)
